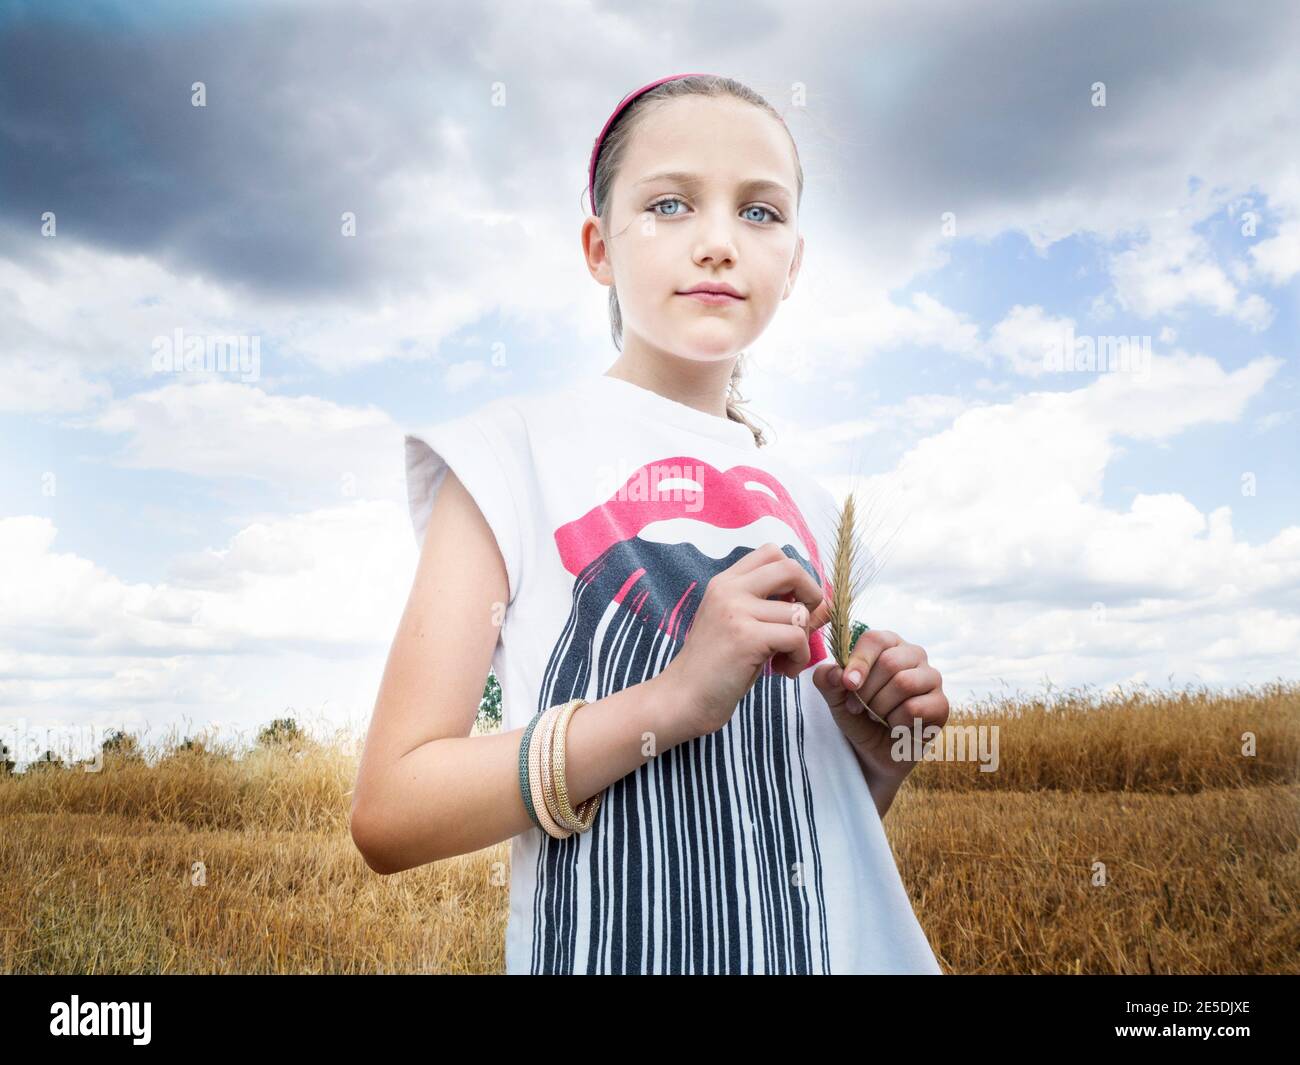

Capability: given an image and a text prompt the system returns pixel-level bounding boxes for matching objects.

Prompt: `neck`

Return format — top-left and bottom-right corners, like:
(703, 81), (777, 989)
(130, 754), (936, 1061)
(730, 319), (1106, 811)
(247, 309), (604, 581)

(604, 338), (738, 421)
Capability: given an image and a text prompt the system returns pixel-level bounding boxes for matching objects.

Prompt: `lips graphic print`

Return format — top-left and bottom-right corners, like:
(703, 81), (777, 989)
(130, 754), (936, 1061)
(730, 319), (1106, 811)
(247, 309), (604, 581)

(529, 454), (838, 973)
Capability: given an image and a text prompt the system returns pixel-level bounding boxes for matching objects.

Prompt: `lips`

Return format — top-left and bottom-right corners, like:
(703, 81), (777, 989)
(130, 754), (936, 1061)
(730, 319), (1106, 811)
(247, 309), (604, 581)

(554, 457), (831, 670)
(678, 291), (743, 306)
(679, 283), (743, 298)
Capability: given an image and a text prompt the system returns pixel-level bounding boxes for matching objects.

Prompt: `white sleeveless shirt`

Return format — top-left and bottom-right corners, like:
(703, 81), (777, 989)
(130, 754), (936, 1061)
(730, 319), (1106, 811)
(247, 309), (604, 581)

(404, 373), (942, 974)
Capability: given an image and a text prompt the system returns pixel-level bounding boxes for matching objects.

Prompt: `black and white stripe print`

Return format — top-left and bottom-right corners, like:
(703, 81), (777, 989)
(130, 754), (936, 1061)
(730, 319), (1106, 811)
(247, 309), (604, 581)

(530, 539), (833, 974)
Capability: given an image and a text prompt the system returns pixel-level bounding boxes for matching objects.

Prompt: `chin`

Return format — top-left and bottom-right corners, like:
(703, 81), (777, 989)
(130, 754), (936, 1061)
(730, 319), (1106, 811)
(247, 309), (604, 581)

(673, 329), (745, 362)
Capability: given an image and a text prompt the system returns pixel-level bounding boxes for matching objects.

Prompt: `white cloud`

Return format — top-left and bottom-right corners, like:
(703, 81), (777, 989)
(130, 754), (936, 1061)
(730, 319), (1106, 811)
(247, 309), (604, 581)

(0, 503), (418, 749)
(1249, 218), (1300, 285)
(0, 354), (112, 413)
(0, 502), (412, 658)
(1107, 207), (1276, 329)
(986, 304), (1074, 377)
(443, 358), (491, 392)
(806, 350), (1298, 699)
(753, 283), (985, 386)
(81, 379), (403, 500)
(0, 215), (575, 384)
(763, 393), (976, 460)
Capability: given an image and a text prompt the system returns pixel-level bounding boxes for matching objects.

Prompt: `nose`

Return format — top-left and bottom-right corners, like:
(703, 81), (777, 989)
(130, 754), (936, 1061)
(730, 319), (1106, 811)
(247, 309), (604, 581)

(692, 208), (738, 267)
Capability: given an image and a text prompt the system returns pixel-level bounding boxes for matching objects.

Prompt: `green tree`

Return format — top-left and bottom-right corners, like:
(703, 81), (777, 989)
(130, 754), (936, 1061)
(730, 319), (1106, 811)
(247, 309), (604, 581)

(102, 729), (144, 763)
(157, 735), (234, 766)
(478, 670), (502, 732)
(258, 717), (305, 749)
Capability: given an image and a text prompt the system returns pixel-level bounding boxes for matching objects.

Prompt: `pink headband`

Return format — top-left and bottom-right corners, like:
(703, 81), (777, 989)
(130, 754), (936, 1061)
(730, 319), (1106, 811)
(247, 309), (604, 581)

(587, 73), (717, 216)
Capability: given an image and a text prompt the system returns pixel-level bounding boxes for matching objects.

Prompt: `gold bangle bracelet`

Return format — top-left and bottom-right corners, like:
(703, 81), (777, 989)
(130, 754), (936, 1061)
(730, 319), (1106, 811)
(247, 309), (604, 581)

(539, 701), (589, 835)
(538, 701), (561, 827)
(528, 706), (571, 839)
(551, 698), (601, 832)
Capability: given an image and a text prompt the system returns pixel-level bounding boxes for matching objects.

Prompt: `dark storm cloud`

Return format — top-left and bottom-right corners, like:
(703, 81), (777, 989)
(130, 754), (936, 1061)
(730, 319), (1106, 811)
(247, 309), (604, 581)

(0, 1), (514, 299)
(831, 0), (1297, 207)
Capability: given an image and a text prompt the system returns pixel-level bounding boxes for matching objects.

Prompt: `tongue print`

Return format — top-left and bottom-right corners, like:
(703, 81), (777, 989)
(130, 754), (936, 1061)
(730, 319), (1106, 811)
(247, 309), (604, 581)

(530, 455), (837, 973)
(553, 455), (831, 666)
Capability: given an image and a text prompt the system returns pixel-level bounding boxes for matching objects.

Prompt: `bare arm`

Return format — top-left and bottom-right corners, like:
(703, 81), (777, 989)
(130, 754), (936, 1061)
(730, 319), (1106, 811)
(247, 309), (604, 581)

(350, 468), (693, 875)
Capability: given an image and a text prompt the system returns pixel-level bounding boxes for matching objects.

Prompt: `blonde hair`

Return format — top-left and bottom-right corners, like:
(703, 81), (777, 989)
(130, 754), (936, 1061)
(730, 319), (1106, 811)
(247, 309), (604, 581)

(590, 75), (805, 448)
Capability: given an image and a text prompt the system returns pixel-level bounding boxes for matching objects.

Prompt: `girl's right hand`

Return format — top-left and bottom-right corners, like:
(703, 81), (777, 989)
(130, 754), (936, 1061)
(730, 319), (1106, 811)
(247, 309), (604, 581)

(661, 542), (828, 740)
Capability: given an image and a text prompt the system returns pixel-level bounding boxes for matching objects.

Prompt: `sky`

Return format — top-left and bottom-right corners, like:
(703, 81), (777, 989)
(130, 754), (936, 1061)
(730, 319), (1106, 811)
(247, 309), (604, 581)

(1, 0), (1297, 764)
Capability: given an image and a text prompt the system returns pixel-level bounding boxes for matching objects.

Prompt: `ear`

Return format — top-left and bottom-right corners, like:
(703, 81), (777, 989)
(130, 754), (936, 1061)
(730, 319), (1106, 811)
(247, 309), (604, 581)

(581, 215), (615, 287)
(783, 233), (804, 299)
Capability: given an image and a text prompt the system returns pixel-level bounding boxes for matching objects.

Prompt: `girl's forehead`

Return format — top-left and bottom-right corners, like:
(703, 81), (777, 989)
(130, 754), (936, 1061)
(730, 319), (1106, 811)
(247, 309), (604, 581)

(622, 98), (796, 178)
(635, 94), (776, 140)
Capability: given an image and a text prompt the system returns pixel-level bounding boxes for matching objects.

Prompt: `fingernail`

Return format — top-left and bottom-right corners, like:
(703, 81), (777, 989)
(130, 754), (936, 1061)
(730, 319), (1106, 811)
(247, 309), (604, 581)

(846, 670), (862, 687)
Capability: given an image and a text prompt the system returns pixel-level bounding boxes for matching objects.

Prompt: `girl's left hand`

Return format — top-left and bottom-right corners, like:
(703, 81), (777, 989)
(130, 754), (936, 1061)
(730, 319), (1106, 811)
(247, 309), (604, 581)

(810, 628), (949, 783)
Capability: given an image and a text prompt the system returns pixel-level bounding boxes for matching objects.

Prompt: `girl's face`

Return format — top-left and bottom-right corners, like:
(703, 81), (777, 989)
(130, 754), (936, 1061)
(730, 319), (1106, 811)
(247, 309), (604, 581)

(587, 94), (804, 365)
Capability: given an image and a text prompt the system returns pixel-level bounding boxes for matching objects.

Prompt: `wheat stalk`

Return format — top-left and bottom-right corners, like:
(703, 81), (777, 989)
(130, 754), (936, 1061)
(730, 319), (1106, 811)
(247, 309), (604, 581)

(825, 487), (895, 727)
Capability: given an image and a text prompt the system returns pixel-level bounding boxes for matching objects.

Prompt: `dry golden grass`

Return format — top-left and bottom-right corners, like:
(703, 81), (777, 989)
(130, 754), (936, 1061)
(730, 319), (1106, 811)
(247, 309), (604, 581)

(2, 681), (1296, 974)
(908, 678), (1300, 793)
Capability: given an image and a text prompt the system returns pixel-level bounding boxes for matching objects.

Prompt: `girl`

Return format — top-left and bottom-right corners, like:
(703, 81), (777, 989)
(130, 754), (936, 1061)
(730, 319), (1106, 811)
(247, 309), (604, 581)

(352, 73), (949, 974)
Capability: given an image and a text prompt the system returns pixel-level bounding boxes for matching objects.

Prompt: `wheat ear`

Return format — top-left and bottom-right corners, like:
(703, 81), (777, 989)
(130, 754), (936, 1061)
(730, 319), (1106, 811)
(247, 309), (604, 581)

(826, 489), (892, 727)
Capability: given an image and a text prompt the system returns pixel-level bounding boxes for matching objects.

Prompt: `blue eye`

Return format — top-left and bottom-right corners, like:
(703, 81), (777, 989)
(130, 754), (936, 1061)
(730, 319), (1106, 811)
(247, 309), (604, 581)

(649, 196), (688, 217)
(646, 196), (784, 224)
(742, 204), (783, 224)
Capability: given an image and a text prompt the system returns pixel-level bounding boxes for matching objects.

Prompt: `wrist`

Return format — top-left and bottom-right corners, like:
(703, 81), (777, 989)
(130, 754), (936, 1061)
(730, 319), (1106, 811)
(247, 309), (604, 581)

(851, 738), (912, 782)
(639, 673), (693, 754)
(850, 744), (910, 820)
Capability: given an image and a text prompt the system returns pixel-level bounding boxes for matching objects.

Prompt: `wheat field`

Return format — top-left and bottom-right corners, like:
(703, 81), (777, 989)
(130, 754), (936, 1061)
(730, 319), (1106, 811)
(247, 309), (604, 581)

(2, 680), (1297, 974)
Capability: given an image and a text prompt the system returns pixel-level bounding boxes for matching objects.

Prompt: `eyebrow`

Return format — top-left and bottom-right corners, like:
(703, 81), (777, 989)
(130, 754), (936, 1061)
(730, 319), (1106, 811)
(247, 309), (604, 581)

(634, 170), (794, 202)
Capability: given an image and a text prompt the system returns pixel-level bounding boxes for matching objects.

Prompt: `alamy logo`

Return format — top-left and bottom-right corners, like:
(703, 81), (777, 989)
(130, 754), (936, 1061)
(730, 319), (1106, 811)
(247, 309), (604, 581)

(1042, 324), (1152, 380)
(594, 461), (709, 513)
(151, 326), (261, 382)
(49, 996), (151, 1045)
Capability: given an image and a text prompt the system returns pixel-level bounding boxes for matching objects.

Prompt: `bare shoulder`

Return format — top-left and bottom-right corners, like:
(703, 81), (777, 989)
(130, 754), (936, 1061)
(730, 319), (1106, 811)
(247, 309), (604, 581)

(415, 466), (509, 611)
